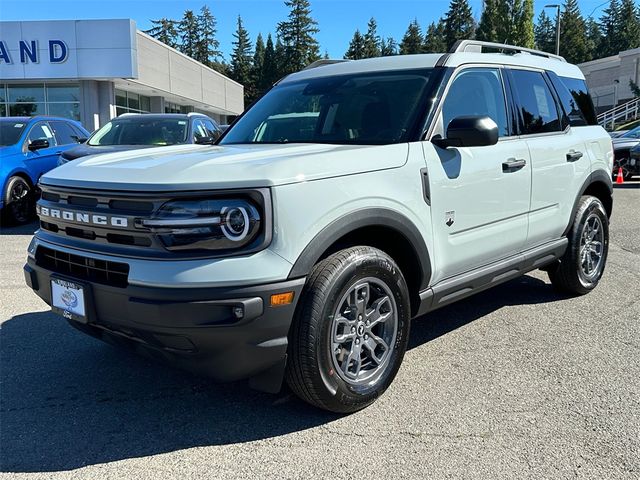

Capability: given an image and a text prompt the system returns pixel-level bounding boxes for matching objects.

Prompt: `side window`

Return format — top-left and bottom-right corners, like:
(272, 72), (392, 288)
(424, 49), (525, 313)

(558, 75), (598, 126)
(510, 70), (562, 135)
(441, 68), (510, 138)
(546, 71), (586, 127)
(203, 119), (221, 140)
(26, 122), (56, 146)
(50, 121), (80, 145)
(192, 120), (208, 142)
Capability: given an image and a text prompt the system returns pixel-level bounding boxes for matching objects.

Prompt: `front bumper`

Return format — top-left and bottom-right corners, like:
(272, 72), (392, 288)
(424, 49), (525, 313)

(24, 255), (305, 389)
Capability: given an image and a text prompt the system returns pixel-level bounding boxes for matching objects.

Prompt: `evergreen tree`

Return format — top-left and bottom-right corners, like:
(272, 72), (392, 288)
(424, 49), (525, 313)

(599, 0), (620, 57)
(423, 21), (447, 53)
(251, 33), (266, 95)
(559, 0), (589, 64)
(262, 34), (279, 89)
(274, 37), (288, 81)
(514, 0), (534, 48)
(277, 0), (321, 74)
(144, 18), (179, 48)
(400, 19), (424, 54)
(230, 15), (253, 99)
(380, 37), (398, 56)
(179, 10), (199, 58)
(443, 0), (476, 49)
(585, 18), (602, 61)
(195, 6), (223, 67)
(476, 0), (500, 42)
(344, 30), (366, 59)
(363, 18), (381, 58)
(535, 10), (557, 53)
(617, 0), (640, 52)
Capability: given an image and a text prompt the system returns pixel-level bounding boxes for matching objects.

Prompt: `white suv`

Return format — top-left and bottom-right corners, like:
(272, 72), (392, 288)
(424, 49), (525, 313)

(25, 41), (613, 413)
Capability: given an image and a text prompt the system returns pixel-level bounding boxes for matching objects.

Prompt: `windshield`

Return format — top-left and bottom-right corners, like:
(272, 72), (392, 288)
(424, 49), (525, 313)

(0, 120), (27, 147)
(621, 126), (640, 139)
(88, 117), (189, 146)
(221, 69), (435, 145)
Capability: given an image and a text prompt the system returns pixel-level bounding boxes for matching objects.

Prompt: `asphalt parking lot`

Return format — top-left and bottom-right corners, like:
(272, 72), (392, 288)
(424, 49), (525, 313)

(1, 181), (638, 479)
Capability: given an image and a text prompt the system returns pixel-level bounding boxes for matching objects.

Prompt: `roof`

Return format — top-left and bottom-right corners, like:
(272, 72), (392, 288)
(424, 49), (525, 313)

(282, 50), (584, 84)
(115, 113), (210, 120)
(0, 115), (79, 122)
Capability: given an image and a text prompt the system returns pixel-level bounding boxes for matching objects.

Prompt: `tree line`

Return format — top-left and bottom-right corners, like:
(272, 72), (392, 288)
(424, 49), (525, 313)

(145, 0), (640, 104)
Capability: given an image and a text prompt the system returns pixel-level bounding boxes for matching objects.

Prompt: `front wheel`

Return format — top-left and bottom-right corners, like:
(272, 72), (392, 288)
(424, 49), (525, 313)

(3, 176), (34, 225)
(548, 195), (609, 295)
(286, 247), (411, 413)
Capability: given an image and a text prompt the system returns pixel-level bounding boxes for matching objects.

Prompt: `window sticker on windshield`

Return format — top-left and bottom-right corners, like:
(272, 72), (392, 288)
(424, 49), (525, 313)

(15, 123), (24, 128)
(178, 121), (186, 125)
(533, 84), (551, 118)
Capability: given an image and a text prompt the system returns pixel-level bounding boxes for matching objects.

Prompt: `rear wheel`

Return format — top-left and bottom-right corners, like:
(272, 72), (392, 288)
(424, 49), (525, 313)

(286, 246), (411, 413)
(548, 195), (609, 295)
(3, 176), (34, 225)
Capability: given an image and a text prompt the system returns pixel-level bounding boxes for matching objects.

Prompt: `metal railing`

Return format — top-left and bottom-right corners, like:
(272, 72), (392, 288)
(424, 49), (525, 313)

(597, 97), (640, 130)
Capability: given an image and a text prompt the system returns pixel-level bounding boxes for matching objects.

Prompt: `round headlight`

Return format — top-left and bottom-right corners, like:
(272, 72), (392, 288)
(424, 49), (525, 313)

(221, 206), (250, 241)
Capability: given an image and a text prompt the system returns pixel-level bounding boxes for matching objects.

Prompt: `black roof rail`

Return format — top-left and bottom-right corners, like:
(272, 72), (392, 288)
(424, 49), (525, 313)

(449, 40), (566, 62)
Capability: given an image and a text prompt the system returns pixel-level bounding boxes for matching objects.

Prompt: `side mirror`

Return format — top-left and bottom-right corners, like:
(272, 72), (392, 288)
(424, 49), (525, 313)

(194, 135), (216, 145)
(28, 138), (50, 151)
(433, 115), (499, 149)
(75, 136), (88, 144)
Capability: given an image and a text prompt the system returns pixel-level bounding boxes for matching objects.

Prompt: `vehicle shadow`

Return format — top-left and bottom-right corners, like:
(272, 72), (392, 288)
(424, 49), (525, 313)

(612, 181), (639, 189)
(1, 275), (564, 473)
(0, 220), (38, 235)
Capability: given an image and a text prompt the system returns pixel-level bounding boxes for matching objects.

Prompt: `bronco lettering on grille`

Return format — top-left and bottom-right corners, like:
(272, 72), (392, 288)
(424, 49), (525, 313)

(37, 206), (129, 228)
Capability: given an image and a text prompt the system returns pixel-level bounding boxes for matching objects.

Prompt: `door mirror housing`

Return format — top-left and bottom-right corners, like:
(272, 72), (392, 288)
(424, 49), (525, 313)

(194, 135), (216, 145)
(28, 138), (50, 151)
(433, 115), (499, 149)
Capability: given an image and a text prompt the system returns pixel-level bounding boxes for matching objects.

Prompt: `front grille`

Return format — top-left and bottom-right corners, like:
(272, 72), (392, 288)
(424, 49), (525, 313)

(36, 246), (129, 288)
(36, 185), (167, 254)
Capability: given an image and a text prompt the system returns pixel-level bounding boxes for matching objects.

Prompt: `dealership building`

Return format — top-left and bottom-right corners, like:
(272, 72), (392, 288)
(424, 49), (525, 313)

(0, 19), (244, 131)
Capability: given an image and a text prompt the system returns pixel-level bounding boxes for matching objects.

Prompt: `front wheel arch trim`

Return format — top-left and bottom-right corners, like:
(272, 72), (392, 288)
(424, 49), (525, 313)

(287, 208), (432, 291)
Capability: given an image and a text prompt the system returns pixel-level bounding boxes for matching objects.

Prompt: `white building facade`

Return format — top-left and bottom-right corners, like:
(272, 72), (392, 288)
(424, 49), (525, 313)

(0, 19), (244, 130)
(579, 47), (640, 111)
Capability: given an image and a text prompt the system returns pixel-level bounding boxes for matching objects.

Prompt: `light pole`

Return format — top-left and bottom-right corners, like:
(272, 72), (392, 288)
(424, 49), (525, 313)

(544, 4), (561, 56)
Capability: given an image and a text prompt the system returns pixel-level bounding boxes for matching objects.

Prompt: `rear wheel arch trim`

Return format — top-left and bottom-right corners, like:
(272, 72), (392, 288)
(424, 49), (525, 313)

(563, 170), (613, 237)
(287, 208), (432, 290)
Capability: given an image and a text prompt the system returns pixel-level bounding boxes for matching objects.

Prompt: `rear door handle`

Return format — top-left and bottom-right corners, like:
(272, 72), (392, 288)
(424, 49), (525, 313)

(566, 150), (583, 162)
(502, 158), (527, 172)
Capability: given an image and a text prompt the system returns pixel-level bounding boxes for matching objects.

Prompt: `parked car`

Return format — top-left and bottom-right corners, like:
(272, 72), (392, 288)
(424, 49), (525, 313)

(608, 130), (628, 139)
(58, 113), (222, 165)
(25, 41), (613, 413)
(611, 125), (640, 180)
(0, 116), (89, 224)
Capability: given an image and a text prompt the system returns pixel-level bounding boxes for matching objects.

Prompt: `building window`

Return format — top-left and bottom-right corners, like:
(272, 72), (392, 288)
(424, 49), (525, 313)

(165, 101), (193, 114)
(0, 83), (80, 120)
(115, 89), (151, 116)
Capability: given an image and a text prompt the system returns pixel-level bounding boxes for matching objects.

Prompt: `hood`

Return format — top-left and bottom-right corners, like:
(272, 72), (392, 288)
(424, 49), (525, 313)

(61, 143), (156, 161)
(42, 143), (409, 191)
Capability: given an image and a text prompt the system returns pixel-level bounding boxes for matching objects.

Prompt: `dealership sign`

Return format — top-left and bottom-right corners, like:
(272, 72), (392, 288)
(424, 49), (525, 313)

(0, 40), (68, 64)
(0, 19), (138, 80)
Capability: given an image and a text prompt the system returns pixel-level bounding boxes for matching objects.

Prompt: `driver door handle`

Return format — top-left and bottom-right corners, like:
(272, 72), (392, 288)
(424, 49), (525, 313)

(502, 158), (527, 172)
(566, 150), (583, 162)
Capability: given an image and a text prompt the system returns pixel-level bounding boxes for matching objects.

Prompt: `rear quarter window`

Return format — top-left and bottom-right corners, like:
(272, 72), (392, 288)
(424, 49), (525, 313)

(549, 73), (598, 126)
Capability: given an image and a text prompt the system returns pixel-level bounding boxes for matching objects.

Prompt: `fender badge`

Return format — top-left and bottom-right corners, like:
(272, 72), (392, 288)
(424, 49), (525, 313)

(445, 211), (455, 227)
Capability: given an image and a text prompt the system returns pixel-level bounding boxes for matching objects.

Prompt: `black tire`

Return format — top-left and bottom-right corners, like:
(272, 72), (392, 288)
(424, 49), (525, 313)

(2, 176), (34, 225)
(286, 246), (411, 413)
(548, 195), (609, 295)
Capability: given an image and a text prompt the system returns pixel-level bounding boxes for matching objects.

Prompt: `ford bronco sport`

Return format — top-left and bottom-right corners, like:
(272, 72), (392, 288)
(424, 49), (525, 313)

(24, 41), (614, 413)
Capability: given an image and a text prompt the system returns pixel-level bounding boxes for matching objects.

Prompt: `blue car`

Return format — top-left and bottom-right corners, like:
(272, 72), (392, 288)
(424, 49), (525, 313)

(0, 116), (89, 224)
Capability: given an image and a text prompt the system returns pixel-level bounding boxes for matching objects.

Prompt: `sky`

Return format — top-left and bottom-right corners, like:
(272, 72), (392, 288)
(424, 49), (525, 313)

(0, 0), (613, 59)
